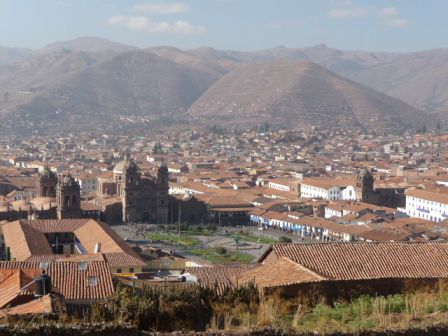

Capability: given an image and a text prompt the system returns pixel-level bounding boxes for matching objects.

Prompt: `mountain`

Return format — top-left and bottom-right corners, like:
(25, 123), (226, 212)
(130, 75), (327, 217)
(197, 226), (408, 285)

(144, 46), (231, 78)
(0, 50), (223, 132)
(39, 36), (137, 54)
(187, 60), (424, 132)
(190, 45), (448, 120)
(0, 47), (32, 65)
(0, 37), (444, 133)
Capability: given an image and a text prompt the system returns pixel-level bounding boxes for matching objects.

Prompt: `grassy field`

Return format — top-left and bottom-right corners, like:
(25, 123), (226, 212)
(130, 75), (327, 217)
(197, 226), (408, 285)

(231, 230), (278, 244)
(146, 232), (200, 247)
(189, 247), (254, 264)
(263, 291), (448, 334)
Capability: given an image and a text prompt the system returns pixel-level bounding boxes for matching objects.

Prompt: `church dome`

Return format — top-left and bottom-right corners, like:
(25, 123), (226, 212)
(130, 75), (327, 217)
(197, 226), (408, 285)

(113, 161), (126, 174)
(113, 154), (138, 175)
(60, 175), (78, 187)
(39, 166), (56, 179)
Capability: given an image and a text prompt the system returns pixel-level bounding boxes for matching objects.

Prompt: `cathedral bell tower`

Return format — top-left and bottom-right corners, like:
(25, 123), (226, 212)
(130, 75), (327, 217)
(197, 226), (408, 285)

(155, 163), (169, 224)
(122, 158), (140, 223)
(37, 166), (57, 198)
(356, 168), (374, 202)
(57, 174), (81, 219)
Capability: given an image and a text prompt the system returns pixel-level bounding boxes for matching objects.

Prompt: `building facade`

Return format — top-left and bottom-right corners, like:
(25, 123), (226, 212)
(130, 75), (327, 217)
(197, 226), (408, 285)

(114, 157), (169, 223)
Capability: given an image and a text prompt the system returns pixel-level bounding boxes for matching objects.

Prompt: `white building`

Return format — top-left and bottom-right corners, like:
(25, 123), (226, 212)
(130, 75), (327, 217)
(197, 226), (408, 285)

(268, 178), (292, 192)
(300, 178), (358, 201)
(76, 175), (98, 196)
(403, 189), (448, 223)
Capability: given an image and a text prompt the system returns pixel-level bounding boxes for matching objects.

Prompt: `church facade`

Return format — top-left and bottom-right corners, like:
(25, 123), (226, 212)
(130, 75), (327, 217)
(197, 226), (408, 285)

(117, 158), (169, 223)
(95, 157), (170, 224)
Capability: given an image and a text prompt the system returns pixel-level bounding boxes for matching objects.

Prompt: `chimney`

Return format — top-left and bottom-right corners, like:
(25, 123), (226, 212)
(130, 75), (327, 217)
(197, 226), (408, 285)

(94, 243), (102, 253)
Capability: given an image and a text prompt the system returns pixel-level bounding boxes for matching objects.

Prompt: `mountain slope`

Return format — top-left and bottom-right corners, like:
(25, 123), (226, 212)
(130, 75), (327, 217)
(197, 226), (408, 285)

(39, 36), (137, 54)
(0, 50), (223, 131)
(187, 60), (424, 132)
(0, 47), (32, 65)
(190, 45), (448, 119)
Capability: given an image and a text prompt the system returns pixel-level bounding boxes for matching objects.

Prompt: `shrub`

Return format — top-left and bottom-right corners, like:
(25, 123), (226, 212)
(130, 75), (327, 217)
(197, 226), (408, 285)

(278, 236), (292, 243)
(217, 247), (227, 255)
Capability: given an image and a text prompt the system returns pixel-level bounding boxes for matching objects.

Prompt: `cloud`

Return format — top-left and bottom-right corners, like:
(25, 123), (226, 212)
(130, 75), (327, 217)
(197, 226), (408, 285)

(328, 1), (367, 18)
(377, 7), (409, 27)
(378, 7), (398, 17)
(327, 7), (366, 18)
(387, 18), (409, 27)
(108, 15), (206, 34)
(133, 3), (189, 14)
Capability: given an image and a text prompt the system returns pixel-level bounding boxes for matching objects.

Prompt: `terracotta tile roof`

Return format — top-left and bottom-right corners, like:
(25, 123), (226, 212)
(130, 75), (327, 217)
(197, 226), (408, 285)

(239, 257), (324, 288)
(184, 265), (256, 286)
(2, 221), (53, 261)
(301, 178), (355, 190)
(0, 261), (114, 302)
(293, 216), (366, 236)
(103, 252), (146, 267)
(0, 295), (57, 317)
(0, 269), (39, 309)
(406, 188), (448, 205)
(2, 219), (145, 268)
(25, 253), (106, 263)
(19, 219), (88, 233)
(48, 261), (114, 301)
(357, 227), (412, 242)
(267, 242), (448, 281)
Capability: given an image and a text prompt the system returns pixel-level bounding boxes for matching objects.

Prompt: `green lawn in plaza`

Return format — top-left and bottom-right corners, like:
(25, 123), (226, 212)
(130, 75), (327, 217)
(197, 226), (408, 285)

(189, 247), (254, 264)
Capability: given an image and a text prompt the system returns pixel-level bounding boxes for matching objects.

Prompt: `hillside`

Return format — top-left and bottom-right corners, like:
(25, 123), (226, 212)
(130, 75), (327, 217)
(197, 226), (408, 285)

(0, 50), (223, 131)
(190, 45), (448, 120)
(0, 37), (445, 133)
(187, 60), (424, 132)
(0, 47), (32, 65)
(39, 36), (137, 54)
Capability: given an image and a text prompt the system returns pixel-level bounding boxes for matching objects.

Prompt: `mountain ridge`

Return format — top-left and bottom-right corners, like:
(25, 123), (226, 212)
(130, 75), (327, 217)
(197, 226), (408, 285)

(0, 37), (445, 133)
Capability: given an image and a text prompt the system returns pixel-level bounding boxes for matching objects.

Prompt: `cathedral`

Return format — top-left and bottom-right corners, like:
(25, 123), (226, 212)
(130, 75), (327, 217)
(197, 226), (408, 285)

(356, 168), (405, 208)
(96, 156), (170, 224)
(117, 157), (169, 223)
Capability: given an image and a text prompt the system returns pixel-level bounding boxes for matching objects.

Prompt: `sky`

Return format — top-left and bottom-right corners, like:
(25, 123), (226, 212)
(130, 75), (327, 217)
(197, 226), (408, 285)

(0, 0), (446, 52)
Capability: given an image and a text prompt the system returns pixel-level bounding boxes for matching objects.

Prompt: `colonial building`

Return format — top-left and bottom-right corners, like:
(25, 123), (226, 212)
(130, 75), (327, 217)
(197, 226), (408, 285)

(97, 156), (170, 224)
(1, 218), (146, 275)
(403, 188), (448, 223)
(300, 178), (358, 201)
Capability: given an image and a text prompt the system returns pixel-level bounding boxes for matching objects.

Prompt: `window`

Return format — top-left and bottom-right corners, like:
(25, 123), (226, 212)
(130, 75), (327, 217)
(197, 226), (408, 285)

(129, 268), (135, 273)
(78, 261), (88, 271)
(117, 268), (122, 273)
(88, 276), (98, 286)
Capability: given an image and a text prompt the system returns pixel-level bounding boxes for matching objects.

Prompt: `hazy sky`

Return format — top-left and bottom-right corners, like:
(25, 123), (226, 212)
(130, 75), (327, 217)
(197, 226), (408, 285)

(0, 0), (446, 52)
